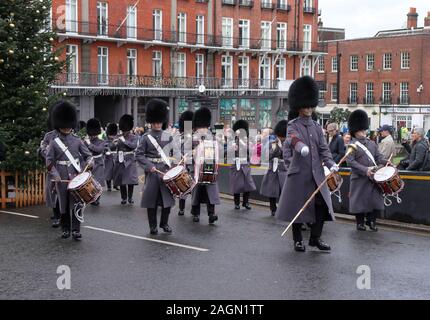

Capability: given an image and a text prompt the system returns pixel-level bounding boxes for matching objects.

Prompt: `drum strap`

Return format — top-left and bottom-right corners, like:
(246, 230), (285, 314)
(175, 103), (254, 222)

(273, 158), (279, 172)
(148, 134), (171, 168)
(355, 141), (377, 166)
(54, 137), (81, 172)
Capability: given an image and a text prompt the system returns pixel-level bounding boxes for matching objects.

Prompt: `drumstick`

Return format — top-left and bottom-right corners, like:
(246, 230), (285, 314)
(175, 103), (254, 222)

(178, 152), (190, 166)
(385, 153), (393, 167)
(154, 169), (165, 176)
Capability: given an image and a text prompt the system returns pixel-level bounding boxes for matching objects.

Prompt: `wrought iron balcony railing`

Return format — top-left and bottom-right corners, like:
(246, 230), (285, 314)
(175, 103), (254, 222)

(303, 7), (316, 14)
(222, 0), (237, 5)
(239, 0), (254, 7)
(276, 1), (291, 11)
(261, 1), (274, 9)
(364, 97), (375, 104)
(347, 97), (359, 105)
(380, 96), (393, 105)
(398, 96), (410, 105)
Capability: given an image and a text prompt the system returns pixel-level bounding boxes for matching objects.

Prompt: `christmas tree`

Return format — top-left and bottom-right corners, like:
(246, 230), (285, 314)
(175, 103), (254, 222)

(0, 0), (64, 172)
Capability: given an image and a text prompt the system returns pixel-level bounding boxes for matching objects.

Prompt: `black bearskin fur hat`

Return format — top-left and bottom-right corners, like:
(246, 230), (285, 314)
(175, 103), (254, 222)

(274, 120), (288, 138)
(52, 100), (78, 130)
(106, 123), (118, 136)
(146, 98), (169, 124)
(119, 114), (134, 132)
(348, 109), (369, 134)
(233, 119), (249, 136)
(193, 107), (212, 129)
(179, 110), (194, 133)
(288, 76), (319, 112)
(86, 118), (102, 136)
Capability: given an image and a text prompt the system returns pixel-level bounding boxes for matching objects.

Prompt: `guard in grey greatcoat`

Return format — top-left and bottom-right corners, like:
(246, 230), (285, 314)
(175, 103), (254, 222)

(175, 110), (194, 216)
(347, 109), (388, 232)
(136, 99), (176, 235)
(229, 120), (256, 210)
(85, 118), (106, 206)
(275, 76), (338, 252)
(260, 120), (288, 216)
(113, 114), (139, 205)
(38, 103), (60, 227)
(46, 101), (92, 241)
(104, 123), (118, 191)
(190, 107), (221, 224)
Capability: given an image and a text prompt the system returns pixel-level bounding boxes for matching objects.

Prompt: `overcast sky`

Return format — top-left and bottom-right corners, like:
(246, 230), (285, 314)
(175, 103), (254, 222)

(319, 0), (430, 39)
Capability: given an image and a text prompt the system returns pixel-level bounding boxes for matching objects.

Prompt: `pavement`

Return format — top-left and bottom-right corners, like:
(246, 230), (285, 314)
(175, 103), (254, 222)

(1, 188), (430, 300)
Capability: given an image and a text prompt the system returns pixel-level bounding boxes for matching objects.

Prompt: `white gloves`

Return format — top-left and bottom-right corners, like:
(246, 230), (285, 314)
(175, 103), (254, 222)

(300, 145), (310, 157)
(330, 164), (339, 172)
(119, 136), (126, 143)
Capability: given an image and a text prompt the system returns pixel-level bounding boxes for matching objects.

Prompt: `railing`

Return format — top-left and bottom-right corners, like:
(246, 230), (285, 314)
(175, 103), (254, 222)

(347, 97), (359, 105)
(222, 0), (237, 5)
(381, 96), (393, 105)
(239, 0), (254, 7)
(303, 7), (316, 14)
(55, 73), (282, 90)
(277, 1), (291, 11)
(398, 96), (410, 105)
(54, 20), (328, 53)
(195, 0), (208, 3)
(261, 1), (274, 9)
(364, 97), (375, 104)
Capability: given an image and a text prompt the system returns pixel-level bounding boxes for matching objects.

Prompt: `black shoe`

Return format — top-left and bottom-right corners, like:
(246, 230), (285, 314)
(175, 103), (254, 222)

(72, 231), (82, 241)
(193, 215), (200, 222)
(234, 205), (240, 210)
(301, 224), (307, 231)
(121, 199), (127, 205)
(90, 200), (100, 206)
(209, 214), (218, 224)
(114, 187), (120, 191)
(160, 224), (172, 233)
(309, 238), (331, 251)
(128, 199), (134, 205)
(52, 219), (60, 228)
(150, 227), (158, 235)
(61, 230), (70, 239)
(178, 210), (185, 216)
(271, 211), (276, 216)
(294, 241), (306, 252)
(357, 223), (366, 231)
(243, 203), (252, 210)
(107, 188), (112, 192)
(366, 221), (378, 232)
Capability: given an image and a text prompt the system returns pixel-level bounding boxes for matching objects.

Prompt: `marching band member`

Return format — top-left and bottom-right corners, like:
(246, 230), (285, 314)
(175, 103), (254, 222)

(84, 118), (106, 206)
(276, 76), (337, 252)
(230, 120), (256, 211)
(46, 101), (92, 240)
(347, 109), (388, 232)
(191, 107), (221, 224)
(135, 99), (175, 235)
(113, 114), (139, 205)
(104, 123), (118, 192)
(176, 110), (194, 216)
(260, 120), (288, 216)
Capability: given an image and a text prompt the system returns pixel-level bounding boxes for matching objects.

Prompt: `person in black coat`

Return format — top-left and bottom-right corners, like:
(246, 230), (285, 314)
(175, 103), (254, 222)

(327, 123), (345, 163)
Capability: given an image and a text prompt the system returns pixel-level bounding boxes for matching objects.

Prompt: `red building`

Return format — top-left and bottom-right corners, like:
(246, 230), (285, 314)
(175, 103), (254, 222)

(50, 0), (325, 128)
(315, 8), (430, 133)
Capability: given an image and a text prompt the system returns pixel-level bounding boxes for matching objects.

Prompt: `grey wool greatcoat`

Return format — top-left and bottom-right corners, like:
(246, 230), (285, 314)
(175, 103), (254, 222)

(135, 129), (176, 209)
(229, 139), (257, 194)
(39, 130), (59, 208)
(191, 136), (221, 206)
(86, 137), (107, 187)
(104, 137), (117, 181)
(46, 132), (93, 214)
(276, 117), (336, 224)
(347, 137), (387, 213)
(260, 140), (287, 199)
(113, 133), (139, 186)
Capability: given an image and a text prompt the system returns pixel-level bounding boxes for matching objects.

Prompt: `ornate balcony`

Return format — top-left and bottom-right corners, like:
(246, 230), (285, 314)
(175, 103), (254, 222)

(276, 1), (291, 11)
(303, 7), (316, 14)
(261, 1), (274, 9)
(239, 0), (254, 7)
(222, 0), (237, 5)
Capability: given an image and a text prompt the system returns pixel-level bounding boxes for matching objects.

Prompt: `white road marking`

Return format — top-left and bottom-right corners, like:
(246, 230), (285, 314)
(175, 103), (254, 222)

(0, 210), (39, 219)
(84, 226), (210, 252)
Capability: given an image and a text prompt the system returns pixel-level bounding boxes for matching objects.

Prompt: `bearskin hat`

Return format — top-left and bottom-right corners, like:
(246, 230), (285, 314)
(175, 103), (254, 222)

(179, 110), (194, 133)
(348, 109), (369, 134)
(288, 76), (319, 112)
(233, 119), (249, 136)
(287, 110), (299, 122)
(119, 114), (134, 132)
(146, 98), (169, 124)
(86, 118), (102, 136)
(193, 107), (212, 129)
(274, 120), (288, 138)
(106, 123), (118, 136)
(51, 100), (78, 130)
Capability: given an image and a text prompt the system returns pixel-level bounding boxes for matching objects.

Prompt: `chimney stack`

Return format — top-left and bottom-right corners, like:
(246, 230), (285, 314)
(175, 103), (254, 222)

(407, 7), (418, 29)
(425, 12), (430, 27)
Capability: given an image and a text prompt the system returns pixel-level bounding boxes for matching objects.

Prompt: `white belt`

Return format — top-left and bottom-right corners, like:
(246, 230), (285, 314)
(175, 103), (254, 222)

(57, 159), (80, 166)
(122, 151), (135, 155)
(93, 154), (103, 159)
(105, 151), (117, 156)
(148, 157), (164, 163)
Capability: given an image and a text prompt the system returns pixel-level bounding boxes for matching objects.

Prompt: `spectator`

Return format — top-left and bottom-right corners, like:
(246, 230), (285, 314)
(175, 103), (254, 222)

(377, 125), (396, 160)
(398, 128), (429, 171)
(250, 134), (262, 165)
(343, 132), (351, 147)
(326, 123), (345, 163)
(426, 129), (430, 141)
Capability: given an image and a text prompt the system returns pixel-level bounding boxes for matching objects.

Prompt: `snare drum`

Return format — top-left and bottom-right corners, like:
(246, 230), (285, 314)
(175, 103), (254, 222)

(373, 166), (404, 196)
(194, 140), (219, 184)
(163, 165), (196, 198)
(324, 166), (343, 193)
(68, 172), (103, 204)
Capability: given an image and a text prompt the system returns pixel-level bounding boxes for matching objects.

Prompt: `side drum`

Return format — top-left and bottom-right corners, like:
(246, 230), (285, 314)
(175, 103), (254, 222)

(68, 172), (103, 204)
(163, 165), (196, 198)
(373, 166), (404, 196)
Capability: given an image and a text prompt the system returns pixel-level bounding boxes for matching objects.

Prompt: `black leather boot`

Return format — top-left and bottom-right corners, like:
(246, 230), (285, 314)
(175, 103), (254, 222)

(242, 203), (252, 210)
(309, 238), (331, 251)
(72, 230), (82, 241)
(160, 209), (172, 233)
(209, 214), (218, 224)
(357, 223), (366, 231)
(294, 241), (306, 252)
(193, 215), (200, 222)
(61, 230), (70, 239)
(52, 219), (60, 228)
(366, 221), (378, 232)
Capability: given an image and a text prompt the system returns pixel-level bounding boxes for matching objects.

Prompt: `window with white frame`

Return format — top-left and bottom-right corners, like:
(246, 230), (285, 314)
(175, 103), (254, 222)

(303, 24), (312, 51)
(97, 2), (108, 36)
(302, 58), (311, 76)
(259, 56), (271, 88)
(349, 83), (358, 103)
(401, 52), (410, 69)
(196, 54), (204, 79)
(178, 12), (186, 43)
(331, 84), (337, 102)
(350, 55), (358, 71)
(366, 54), (374, 71)
(221, 55), (233, 87)
(317, 57), (325, 73)
(400, 82), (409, 104)
(261, 21), (272, 50)
(66, 0), (78, 33)
(175, 53), (186, 77)
(127, 5), (137, 39)
(276, 58), (286, 80)
(331, 56), (338, 72)
(66, 44), (78, 84)
(383, 53), (392, 70)
(97, 47), (108, 85)
(239, 19), (250, 48)
(277, 23), (287, 49)
(196, 15), (204, 45)
(153, 10), (162, 40)
(366, 82), (374, 104)
(127, 49), (137, 84)
(382, 82), (392, 103)
(304, 0), (313, 8)
(222, 17), (233, 47)
(238, 56), (249, 87)
(152, 51), (162, 77)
